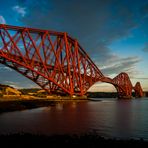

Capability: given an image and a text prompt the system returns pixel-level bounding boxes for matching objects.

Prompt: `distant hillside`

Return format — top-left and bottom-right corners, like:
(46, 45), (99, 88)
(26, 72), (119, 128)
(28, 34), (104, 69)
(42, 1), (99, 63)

(87, 91), (148, 98)
(19, 88), (41, 95)
(0, 84), (21, 95)
(87, 92), (117, 98)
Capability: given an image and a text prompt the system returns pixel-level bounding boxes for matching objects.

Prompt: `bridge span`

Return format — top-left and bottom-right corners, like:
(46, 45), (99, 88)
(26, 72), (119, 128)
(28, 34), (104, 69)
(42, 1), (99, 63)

(0, 24), (143, 98)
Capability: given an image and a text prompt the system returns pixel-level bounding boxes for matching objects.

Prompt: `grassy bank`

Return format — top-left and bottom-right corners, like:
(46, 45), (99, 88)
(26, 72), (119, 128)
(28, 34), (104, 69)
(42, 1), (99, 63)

(0, 133), (147, 147)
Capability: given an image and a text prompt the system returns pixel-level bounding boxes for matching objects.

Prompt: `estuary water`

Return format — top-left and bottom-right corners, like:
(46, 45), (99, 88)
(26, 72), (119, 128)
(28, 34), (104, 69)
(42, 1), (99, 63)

(0, 97), (148, 140)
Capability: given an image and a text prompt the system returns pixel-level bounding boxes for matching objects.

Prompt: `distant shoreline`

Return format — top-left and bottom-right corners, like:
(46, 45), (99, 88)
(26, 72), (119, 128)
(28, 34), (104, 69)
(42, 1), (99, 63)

(0, 94), (148, 113)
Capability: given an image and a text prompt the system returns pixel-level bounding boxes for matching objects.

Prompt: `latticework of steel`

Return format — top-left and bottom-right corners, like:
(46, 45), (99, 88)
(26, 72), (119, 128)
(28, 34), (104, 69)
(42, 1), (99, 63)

(0, 24), (143, 98)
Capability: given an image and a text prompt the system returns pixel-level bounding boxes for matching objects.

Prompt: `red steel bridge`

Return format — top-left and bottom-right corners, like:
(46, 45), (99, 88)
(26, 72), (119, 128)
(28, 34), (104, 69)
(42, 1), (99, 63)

(0, 24), (143, 98)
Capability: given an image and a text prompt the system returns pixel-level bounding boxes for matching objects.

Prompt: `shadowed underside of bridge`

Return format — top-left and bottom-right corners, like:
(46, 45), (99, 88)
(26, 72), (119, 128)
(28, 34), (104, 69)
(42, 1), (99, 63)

(0, 24), (143, 98)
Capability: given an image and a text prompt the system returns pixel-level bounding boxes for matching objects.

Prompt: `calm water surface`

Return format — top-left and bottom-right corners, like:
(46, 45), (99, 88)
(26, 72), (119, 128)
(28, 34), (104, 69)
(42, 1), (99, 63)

(0, 97), (148, 140)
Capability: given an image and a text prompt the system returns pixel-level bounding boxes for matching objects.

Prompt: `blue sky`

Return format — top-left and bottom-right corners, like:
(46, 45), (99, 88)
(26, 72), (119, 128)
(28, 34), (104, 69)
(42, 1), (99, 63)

(0, 0), (148, 91)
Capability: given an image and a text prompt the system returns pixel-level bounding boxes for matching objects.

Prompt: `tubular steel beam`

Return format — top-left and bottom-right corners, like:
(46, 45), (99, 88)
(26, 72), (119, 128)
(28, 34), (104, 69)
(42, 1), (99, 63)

(0, 24), (143, 98)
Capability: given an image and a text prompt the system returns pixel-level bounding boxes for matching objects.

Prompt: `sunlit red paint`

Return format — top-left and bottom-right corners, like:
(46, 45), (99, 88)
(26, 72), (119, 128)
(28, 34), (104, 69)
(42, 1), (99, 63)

(0, 24), (143, 98)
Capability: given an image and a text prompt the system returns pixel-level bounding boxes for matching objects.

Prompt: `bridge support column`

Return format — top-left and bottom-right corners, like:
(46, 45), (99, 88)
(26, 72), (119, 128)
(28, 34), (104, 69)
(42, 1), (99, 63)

(64, 32), (74, 95)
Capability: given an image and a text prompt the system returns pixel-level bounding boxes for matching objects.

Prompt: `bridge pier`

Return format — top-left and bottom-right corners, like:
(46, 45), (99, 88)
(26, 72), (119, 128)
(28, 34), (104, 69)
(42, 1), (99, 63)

(118, 95), (132, 99)
(116, 88), (132, 99)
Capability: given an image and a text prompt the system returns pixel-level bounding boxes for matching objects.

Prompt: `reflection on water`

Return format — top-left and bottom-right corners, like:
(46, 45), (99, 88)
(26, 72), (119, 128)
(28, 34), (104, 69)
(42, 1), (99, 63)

(0, 98), (148, 140)
(56, 103), (63, 110)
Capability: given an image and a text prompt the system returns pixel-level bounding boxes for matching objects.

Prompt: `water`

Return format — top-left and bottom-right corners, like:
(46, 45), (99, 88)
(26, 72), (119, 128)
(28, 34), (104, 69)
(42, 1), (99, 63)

(0, 97), (148, 140)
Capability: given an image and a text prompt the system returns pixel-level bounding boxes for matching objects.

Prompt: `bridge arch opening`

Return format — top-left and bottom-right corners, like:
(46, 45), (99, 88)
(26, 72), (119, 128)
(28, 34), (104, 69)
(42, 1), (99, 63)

(87, 82), (117, 98)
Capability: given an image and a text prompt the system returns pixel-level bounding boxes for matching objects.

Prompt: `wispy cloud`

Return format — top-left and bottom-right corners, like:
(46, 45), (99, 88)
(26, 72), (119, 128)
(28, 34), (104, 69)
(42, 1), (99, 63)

(4, 81), (19, 88)
(0, 15), (6, 24)
(0, 66), (12, 71)
(131, 77), (148, 80)
(98, 56), (141, 77)
(12, 5), (26, 17)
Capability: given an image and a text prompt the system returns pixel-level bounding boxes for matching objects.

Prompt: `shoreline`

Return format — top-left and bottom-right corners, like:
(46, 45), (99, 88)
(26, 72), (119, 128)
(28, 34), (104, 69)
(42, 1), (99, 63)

(0, 98), (55, 113)
(0, 97), (88, 113)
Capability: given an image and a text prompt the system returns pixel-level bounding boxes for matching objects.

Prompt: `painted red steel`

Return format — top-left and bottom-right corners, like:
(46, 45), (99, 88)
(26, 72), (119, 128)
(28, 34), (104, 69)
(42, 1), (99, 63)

(134, 82), (143, 97)
(0, 24), (143, 98)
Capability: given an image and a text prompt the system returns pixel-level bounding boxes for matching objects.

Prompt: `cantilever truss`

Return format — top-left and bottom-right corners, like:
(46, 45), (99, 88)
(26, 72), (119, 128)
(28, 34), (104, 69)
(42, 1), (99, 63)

(0, 24), (143, 98)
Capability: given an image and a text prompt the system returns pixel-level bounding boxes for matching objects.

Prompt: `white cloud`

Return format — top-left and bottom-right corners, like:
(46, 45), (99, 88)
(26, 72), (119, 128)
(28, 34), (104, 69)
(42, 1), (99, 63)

(5, 81), (18, 84)
(12, 5), (26, 17)
(0, 15), (6, 24)
(3, 81), (19, 88)
(0, 66), (12, 71)
(99, 56), (141, 77)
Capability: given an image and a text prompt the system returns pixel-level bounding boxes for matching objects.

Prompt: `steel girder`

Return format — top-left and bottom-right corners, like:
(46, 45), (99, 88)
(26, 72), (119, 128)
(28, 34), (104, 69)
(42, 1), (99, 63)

(0, 24), (143, 98)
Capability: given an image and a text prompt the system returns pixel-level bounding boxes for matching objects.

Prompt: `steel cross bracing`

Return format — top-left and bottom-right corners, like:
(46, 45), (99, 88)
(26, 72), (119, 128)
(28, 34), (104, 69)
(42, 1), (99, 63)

(0, 24), (143, 98)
